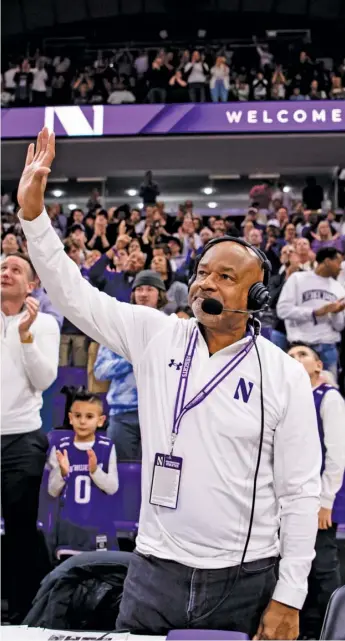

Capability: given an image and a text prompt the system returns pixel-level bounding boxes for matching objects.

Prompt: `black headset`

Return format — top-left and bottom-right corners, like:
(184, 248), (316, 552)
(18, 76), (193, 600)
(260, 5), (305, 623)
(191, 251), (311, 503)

(188, 236), (272, 312)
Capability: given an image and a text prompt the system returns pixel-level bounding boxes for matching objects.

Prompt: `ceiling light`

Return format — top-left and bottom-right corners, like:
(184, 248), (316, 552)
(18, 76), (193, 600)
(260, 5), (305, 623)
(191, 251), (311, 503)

(126, 189), (138, 197)
(283, 186), (291, 193)
(202, 187), (214, 195)
(159, 30), (168, 40)
(77, 177), (105, 182)
(197, 29), (207, 38)
(207, 202), (218, 209)
(209, 174), (241, 180)
(52, 189), (64, 198)
(68, 203), (78, 211)
(248, 173), (280, 180)
(136, 203), (144, 210)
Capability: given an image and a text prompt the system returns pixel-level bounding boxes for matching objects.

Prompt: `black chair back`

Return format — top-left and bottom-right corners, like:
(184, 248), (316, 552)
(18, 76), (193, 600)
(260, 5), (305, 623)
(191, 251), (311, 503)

(320, 585), (345, 640)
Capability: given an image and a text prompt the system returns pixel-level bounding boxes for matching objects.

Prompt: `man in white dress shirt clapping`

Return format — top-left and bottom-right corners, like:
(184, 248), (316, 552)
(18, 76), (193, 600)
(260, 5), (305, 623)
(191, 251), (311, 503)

(1, 252), (60, 623)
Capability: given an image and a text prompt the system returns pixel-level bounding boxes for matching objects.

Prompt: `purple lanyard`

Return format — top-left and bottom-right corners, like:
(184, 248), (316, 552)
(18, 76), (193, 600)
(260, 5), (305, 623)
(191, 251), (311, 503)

(171, 327), (255, 453)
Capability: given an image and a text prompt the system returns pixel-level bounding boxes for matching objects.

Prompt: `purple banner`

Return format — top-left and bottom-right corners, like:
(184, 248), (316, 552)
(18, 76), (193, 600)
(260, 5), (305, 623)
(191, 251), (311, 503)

(1, 101), (344, 138)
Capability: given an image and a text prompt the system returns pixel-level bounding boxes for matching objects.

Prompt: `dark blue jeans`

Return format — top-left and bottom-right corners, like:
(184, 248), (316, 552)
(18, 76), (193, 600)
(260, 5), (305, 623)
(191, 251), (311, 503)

(270, 330), (288, 352)
(107, 411), (141, 461)
(116, 552), (277, 636)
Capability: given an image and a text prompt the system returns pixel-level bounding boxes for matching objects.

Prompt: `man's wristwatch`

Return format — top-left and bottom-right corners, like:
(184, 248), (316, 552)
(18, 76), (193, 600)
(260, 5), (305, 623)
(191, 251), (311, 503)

(20, 332), (34, 344)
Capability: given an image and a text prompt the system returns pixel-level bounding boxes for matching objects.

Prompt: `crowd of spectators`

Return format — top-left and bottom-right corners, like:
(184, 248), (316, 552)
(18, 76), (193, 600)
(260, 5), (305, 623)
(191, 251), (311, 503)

(2, 41), (345, 106)
(2, 177), (345, 395)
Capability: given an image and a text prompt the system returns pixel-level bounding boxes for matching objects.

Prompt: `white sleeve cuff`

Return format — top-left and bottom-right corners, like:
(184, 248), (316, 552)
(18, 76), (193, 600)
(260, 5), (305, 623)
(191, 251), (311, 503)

(90, 467), (103, 483)
(272, 581), (307, 610)
(19, 208), (52, 238)
(320, 496), (334, 510)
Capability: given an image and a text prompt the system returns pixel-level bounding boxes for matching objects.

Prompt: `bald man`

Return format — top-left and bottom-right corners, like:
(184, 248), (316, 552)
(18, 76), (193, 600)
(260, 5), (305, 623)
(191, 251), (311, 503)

(17, 129), (321, 640)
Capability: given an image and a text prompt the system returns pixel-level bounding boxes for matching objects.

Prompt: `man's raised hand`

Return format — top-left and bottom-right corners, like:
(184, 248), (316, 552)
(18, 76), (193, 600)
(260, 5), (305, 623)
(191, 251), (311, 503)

(18, 127), (55, 221)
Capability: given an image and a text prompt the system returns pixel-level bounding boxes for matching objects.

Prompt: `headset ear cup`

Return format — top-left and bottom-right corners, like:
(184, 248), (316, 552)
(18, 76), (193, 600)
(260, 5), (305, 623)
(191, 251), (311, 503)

(247, 282), (271, 311)
(263, 259), (272, 287)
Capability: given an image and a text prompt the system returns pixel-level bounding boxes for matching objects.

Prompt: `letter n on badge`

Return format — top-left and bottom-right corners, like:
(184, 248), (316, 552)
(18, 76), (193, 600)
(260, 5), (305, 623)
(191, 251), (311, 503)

(234, 378), (254, 404)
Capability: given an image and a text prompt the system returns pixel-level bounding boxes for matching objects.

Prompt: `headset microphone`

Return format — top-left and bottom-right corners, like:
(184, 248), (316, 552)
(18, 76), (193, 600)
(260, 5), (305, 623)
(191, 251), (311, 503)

(201, 297), (259, 316)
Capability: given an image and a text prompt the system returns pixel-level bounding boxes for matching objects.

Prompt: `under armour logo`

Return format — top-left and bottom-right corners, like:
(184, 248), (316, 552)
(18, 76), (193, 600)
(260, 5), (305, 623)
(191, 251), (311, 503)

(168, 359), (183, 370)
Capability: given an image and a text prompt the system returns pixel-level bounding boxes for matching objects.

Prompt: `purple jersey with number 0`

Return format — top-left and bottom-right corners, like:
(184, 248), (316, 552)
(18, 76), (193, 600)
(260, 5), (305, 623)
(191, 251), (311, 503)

(313, 383), (345, 525)
(54, 432), (118, 554)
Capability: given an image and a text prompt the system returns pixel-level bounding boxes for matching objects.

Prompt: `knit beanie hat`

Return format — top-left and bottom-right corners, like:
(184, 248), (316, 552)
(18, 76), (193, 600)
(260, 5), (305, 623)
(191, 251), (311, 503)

(131, 269), (166, 292)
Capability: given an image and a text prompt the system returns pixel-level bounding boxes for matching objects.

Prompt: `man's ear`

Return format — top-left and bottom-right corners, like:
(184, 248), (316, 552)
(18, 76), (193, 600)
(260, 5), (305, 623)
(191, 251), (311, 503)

(27, 281), (36, 295)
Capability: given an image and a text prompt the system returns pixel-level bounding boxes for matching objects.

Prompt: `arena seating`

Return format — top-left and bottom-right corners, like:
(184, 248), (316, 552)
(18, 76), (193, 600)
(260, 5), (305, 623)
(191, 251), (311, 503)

(319, 585), (345, 640)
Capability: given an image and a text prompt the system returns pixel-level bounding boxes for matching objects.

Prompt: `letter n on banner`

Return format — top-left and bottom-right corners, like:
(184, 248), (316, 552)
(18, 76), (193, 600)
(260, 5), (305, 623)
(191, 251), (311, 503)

(44, 106), (104, 136)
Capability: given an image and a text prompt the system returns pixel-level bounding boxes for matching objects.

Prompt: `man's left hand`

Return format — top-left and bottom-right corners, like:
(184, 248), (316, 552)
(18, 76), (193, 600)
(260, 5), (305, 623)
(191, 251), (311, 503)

(19, 296), (40, 340)
(253, 600), (299, 640)
(318, 507), (332, 530)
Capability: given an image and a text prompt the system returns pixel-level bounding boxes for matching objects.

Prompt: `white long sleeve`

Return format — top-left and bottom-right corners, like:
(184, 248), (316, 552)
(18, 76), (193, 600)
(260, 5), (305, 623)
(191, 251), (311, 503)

(48, 445), (67, 497)
(19, 209), (174, 366)
(91, 445), (119, 495)
(20, 316), (60, 390)
(319, 389), (345, 510)
(272, 365), (321, 609)
(330, 309), (345, 332)
(1, 310), (60, 435)
(48, 443), (119, 497)
(277, 273), (314, 323)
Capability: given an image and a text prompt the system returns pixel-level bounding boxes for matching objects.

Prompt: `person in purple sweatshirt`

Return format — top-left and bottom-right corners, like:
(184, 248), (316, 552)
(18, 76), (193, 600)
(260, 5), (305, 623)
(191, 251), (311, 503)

(31, 277), (63, 329)
(88, 247), (146, 302)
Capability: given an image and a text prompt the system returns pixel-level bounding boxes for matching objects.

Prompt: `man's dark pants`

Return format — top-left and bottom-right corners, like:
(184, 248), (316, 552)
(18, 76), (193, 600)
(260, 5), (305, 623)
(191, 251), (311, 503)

(1, 429), (51, 624)
(300, 525), (341, 638)
(116, 551), (277, 636)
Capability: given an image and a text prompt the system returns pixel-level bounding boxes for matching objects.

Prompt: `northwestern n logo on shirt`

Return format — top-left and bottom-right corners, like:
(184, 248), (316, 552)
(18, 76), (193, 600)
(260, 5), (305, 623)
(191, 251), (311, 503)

(234, 378), (254, 404)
